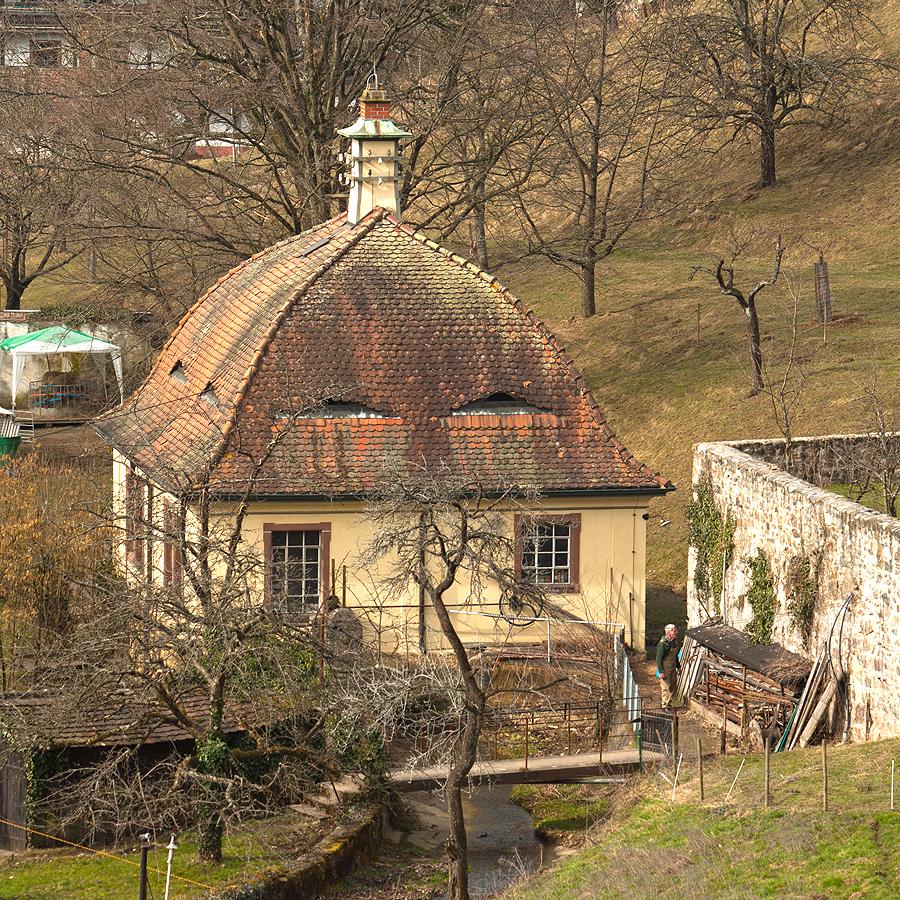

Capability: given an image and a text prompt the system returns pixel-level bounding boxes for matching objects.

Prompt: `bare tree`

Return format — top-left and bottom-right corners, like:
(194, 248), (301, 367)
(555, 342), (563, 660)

(0, 70), (91, 310)
(362, 468), (543, 900)
(651, 0), (894, 189)
(515, 2), (685, 317)
(399, 5), (550, 270)
(759, 280), (815, 472)
(690, 232), (785, 395)
(833, 365), (900, 516)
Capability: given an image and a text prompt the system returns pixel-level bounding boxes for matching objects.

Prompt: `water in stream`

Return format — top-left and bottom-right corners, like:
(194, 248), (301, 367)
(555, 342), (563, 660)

(404, 785), (557, 898)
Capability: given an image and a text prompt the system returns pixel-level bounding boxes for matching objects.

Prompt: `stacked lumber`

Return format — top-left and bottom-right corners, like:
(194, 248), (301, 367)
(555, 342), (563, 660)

(685, 646), (800, 736)
(776, 648), (837, 751)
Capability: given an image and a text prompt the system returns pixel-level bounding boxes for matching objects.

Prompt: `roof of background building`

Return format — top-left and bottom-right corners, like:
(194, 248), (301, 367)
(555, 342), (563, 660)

(94, 208), (671, 498)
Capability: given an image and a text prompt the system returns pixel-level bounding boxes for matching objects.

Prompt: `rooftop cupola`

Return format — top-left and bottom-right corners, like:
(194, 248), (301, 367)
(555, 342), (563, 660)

(337, 77), (411, 224)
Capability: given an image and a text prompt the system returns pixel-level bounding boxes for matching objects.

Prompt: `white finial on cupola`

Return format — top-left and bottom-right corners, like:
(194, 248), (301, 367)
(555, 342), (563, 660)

(337, 74), (411, 224)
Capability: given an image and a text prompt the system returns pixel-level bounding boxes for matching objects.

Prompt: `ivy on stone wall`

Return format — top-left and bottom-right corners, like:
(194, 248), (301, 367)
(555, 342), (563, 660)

(786, 549), (822, 648)
(745, 549), (777, 645)
(687, 473), (736, 615)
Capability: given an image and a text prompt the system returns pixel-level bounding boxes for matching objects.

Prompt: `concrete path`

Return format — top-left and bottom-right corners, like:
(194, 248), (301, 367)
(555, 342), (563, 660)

(390, 748), (658, 792)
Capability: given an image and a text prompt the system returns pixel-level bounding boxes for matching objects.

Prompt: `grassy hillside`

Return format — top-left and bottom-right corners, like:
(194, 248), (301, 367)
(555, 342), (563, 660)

(511, 737), (900, 900)
(493, 48), (900, 596)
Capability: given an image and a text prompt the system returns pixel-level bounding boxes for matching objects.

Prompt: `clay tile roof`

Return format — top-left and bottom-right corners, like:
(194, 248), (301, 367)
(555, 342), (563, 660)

(94, 209), (671, 498)
(0, 691), (253, 750)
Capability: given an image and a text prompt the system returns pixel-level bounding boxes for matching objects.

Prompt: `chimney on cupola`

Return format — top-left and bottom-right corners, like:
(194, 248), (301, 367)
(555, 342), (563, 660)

(337, 75), (411, 224)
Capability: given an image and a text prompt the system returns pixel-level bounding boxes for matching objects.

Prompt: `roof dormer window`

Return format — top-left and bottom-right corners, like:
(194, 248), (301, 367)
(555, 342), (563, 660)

(451, 393), (549, 416)
(170, 361), (187, 384)
(283, 400), (387, 419)
(200, 384), (219, 407)
(313, 401), (385, 419)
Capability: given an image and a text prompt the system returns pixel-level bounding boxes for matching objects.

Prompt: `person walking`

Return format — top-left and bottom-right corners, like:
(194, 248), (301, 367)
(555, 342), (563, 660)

(656, 623), (681, 708)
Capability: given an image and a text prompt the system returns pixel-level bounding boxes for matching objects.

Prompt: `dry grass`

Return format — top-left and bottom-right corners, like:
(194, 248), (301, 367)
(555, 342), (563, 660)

(510, 737), (900, 900)
(493, 87), (900, 597)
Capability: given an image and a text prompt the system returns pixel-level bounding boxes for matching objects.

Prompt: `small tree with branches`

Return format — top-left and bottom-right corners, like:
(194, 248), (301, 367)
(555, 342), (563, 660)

(691, 232), (785, 395)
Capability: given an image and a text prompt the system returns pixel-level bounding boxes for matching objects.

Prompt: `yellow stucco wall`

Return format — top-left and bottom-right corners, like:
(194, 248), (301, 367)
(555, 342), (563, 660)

(112, 452), (650, 650)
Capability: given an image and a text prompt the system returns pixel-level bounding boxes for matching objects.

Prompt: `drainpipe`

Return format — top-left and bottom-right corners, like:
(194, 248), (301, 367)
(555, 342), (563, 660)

(418, 513), (427, 655)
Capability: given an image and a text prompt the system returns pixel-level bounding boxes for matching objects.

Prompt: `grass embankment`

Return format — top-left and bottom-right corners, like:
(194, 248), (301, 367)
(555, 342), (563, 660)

(511, 738), (900, 900)
(494, 83), (900, 601)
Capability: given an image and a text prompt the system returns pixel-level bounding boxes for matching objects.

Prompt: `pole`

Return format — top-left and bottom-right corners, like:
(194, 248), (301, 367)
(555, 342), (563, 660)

(598, 712), (604, 771)
(822, 741), (828, 812)
(164, 833), (178, 900)
(697, 737), (704, 801)
(524, 717), (529, 771)
(764, 736), (770, 809)
(138, 833), (150, 900)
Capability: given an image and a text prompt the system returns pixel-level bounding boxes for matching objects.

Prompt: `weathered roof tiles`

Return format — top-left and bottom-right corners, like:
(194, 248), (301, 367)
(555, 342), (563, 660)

(94, 208), (670, 499)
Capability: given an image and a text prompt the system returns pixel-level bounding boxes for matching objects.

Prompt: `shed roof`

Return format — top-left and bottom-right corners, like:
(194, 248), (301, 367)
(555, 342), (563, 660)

(94, 209), (671, 498)
(686, 622), (812, 689)
(0, 691), (250, 750)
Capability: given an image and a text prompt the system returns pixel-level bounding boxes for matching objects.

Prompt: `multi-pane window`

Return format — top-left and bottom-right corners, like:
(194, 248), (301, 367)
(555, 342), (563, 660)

(522, 522), (571, 585)
(516, 514), (580, 592)
(30, 40), (61, 68)
(269, 529), (322, 610)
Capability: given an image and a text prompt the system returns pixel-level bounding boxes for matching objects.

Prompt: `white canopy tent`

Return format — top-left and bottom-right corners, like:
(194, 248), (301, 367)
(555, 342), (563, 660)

(0, 326), (125, 409)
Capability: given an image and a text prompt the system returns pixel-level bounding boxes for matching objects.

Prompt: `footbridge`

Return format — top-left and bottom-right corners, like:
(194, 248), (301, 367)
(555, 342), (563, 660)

(390, 747), (660, 792)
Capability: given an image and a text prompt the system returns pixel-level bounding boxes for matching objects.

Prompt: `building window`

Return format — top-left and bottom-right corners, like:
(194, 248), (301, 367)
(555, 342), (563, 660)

(163, 499), (183, 596)
(125, 465), (149, 576)
(515, 514), (581, 592)
(30, 40), (62, 69)
(264, 523), (330, 612)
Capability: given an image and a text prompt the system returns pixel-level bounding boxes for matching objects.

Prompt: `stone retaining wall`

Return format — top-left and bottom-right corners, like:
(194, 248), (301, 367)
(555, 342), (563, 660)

(689, 440), (900, 742)
(216, 804), (390, 900)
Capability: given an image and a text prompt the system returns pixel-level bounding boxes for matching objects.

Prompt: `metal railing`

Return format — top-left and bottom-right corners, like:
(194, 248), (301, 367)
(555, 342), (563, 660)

(619, 635), (642, 734)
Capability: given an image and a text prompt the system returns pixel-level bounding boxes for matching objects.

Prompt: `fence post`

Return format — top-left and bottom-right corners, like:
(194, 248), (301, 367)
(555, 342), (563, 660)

(524, 717), (529, 771)
(638, 698), (643, 774)
(139, 834), (149, 900)
(598, 713), (603, 767)
(697, 737), (704, 801)
(764, 736), (770, 809)
(822, 742), (828, 812)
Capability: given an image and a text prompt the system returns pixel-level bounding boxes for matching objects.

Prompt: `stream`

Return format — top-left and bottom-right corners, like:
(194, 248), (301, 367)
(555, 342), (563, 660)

(400, 785), (563, 897)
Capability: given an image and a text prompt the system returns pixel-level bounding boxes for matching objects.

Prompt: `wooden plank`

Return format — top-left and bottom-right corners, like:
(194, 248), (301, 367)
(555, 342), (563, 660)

(799, 678), (838, 748)
(786, 649), (827, 750)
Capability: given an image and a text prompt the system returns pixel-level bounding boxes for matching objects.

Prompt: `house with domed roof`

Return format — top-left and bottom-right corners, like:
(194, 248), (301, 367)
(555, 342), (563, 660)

(93, 87), (672, 650)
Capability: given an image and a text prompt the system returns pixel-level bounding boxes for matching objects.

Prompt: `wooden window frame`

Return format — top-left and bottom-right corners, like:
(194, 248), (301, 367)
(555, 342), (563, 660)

(263, 522), (331, 611)
(162, 498), (184, 596)
(514, 513), (581, 594)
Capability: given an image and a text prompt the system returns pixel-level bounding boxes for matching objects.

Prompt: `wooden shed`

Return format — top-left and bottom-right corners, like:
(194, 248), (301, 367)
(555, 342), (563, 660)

(0, 692), (248, 852)
(678, 623), (812, 741)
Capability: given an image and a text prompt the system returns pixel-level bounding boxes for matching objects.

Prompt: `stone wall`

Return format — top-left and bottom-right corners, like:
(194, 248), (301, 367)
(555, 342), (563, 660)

(689, 440), (900, 742)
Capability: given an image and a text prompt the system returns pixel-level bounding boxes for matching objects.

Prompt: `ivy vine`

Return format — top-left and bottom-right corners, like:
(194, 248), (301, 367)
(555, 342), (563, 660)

(687, 473), (736, 615)
(786, 549), (822, 648)
(744, 549), (777, 645)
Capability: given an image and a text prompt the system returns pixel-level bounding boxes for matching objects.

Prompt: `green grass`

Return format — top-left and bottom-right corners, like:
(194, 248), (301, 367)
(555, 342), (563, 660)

(0, 816), (326, 900)
(511, 738), (900, 900)
(511, 784), (610, 836)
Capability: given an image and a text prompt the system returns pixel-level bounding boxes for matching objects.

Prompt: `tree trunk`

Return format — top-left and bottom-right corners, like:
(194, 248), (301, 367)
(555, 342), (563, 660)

(581, 255), (596, 318)
(195, 731), (229, 863)
(429, 584), (486, 900)
(757, 88), (777, 189)
(745, 301), (763, 395)
(472, 179), (488, 271)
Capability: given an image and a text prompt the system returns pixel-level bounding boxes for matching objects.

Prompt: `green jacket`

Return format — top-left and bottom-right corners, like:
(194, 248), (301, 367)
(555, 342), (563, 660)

(656, 635), (680, 673)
